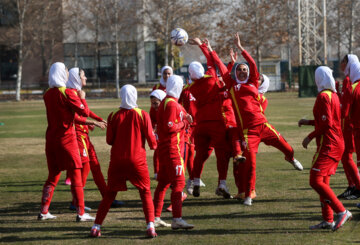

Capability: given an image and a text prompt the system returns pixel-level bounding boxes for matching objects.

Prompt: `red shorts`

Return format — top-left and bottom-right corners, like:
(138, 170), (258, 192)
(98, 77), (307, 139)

(107, 159), (151, 192)
(311, 153), (339, 176)
(157, 147), (185, 183)
(243, 123), (280, 153)
(77, 134), (90, 163)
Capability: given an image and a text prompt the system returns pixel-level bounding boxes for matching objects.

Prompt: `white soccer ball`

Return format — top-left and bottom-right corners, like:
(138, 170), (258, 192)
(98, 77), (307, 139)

(170, 28), (188, 46)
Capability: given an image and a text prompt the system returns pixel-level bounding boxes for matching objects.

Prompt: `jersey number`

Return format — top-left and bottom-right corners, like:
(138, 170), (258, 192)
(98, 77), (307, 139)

(175, 165), (183, 176)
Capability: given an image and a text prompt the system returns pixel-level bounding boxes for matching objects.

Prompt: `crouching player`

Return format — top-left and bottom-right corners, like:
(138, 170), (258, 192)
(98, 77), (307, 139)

(153, 75), (194, 230)
(299, 66), (351, 231)
(90, 85), (158, 238)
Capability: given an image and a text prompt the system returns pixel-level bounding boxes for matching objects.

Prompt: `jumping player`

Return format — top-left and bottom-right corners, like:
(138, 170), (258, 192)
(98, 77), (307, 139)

(90, 85), (158, 238)
(210, 33), (302, 206)
(299, 66), (351, 231)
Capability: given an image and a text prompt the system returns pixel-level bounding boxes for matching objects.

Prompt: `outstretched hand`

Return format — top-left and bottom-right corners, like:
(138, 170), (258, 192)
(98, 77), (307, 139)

(230, 48), (237, 63)
(188, 38), (202, 46)
(204, 38), (213, 52)
(234, 33), (244, 52)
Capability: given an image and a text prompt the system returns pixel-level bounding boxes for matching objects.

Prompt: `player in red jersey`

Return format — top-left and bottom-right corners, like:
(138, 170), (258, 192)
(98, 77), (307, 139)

(38, 62), (94, 222)
(210, 34), (302, 206)
(299, 66), (351, 231)
(149, 89), (167, 180)
(153, 75), (194, 230)
(66, 68), (123, 210)
(336, 54), (360, 200)
(90, 85), (158, 238)
(187, 38), (234, 199)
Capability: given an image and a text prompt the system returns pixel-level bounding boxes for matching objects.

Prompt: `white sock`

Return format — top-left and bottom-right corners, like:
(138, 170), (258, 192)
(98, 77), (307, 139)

(194, 178), (200, 186)
(219, 180), (226, 186)
(338, 210), (346, 215)
(147, 222), (154, 229)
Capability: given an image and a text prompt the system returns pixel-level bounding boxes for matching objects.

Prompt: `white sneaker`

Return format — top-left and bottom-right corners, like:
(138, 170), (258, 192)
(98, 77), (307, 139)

(154, 217), (171, 228)
(289, 158), (303, 171)
(171, 218), (194, 230)
(38, 212), (57, 220)
(215, 184), (232, 199)
(333, 210), (352, 231)
(200, 179), (206, 187)
(186, 179), (194, 195)
(76, 213), (95, 222)
(243, 197), (252, 206)
(309, 221), (335, 230)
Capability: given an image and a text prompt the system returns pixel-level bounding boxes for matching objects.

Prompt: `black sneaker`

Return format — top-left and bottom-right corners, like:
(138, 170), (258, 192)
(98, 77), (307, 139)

(193, 185), (200, 197)
(337, 186), (355, 199)
(345, 188), (360, 200)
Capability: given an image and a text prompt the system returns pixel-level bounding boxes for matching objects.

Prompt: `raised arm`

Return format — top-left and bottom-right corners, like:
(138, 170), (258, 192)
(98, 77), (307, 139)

(234, 33), (259, 87)
(189, 38), (216, 77)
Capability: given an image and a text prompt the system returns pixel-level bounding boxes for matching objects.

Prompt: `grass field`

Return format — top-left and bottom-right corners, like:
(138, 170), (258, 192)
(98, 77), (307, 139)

(0, 92), (359, 244)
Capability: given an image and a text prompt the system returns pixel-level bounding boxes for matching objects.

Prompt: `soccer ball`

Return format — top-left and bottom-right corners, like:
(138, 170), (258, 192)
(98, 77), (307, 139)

(170, 28), (188, 46)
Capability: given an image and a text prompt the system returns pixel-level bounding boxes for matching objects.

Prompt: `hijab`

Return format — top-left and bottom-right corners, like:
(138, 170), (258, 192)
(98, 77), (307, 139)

(48, 62), (67, 88)
(120, 84), (138, 109)
(258, 74), (270, 94)
(166, 75), (183, 99)
(160, 66), (173, 87)
(150, 89), (166, 101)
(67, 67), (82, 90)
(315, 66), (336, 93)
(188, 61), (205, 80)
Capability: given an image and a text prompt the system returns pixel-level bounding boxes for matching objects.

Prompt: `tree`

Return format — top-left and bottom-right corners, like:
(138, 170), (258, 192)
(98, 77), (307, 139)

(143, 0), (224, 69)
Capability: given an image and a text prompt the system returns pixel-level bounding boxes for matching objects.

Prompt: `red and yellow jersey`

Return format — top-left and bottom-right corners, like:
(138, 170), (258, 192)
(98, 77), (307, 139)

(188, 43), (224, 123)
(106, 107), (157, 163)
(152, 83), (166, 92)
(44, 87), (89, 138)
(211, 50), (266, 130)
(74, 110), (103, 136)
(257, 93), (268, 114)
(157, 96), (188, 157)
(308, 90), (344, 161)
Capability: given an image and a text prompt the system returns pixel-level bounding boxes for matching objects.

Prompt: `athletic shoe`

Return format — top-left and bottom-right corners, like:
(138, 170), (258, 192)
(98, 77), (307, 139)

(345, 189), (360, 200)
(356, 203), (360, 209)
(200, 179), (206, 187)
(90, 225), (101, 237)
(111, 200), (125, 207)
(243, 197), (252, 206)
(338, 186), (356, 199)
(234, 190), (256, 200)
(171, 218), (194, 230)
(37, 212), (56, 220)
(215, 184), (233, 199)
(309, 221), (335, 230)
(166, 193), (187, 212)
(64, 177), (71, 185)
(332, 210), (352, 231)
(233, 154), (246, 166)
(146, 228), (157, 238)
(154, 218), (171, 228)
(193, 185), (200, 197)
(76, 213), (95, 222)
(288, 158), (303, 171)
(69, 203), (91, 211)
(186, 179), (194, 195)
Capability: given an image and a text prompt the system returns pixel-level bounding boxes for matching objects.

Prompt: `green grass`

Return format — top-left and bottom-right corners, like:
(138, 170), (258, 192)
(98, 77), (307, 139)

(0, 92), (359, 244)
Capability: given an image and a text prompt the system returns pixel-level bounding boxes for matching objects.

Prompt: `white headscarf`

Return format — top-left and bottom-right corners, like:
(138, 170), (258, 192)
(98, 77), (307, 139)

(344, 54), (360, 76)
(349, 62), (360, 84)
(315, 66), (336, 93)
(150, 89), (166, 101)
(166, 75), (183, 99)
(188, 61), (205, 80)
(120, 84), (138, 109)
(67, 68), (82, 90)
(258, 74), (270, 94)
(234, 63), (249, 84)
(48, 62), (67, 88)
(160, 66), (173, 87)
